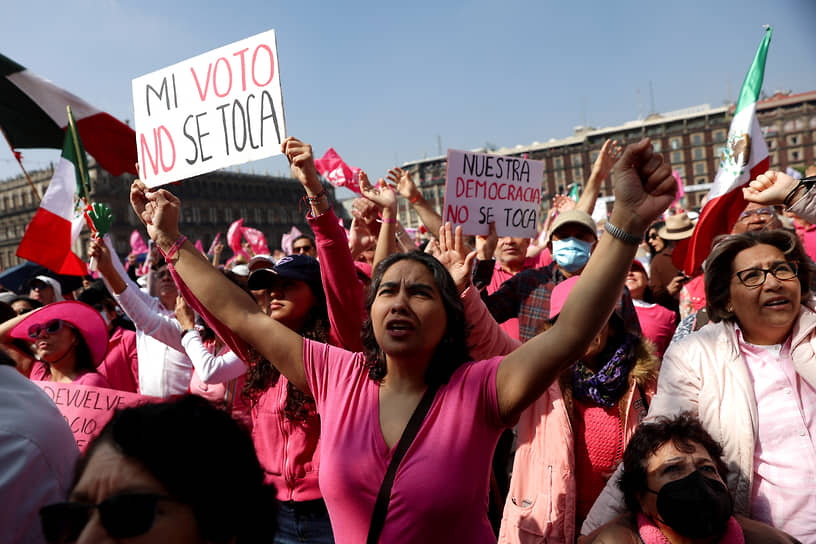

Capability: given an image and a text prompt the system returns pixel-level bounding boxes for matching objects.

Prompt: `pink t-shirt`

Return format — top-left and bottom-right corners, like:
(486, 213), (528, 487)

(632, 301), (677, 359)
(30, 361), (112, 388)
(303, 339), (509, 544)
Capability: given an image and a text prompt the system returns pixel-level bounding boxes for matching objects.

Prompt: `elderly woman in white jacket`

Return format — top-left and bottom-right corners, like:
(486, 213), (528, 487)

(582, 170), (816, 543)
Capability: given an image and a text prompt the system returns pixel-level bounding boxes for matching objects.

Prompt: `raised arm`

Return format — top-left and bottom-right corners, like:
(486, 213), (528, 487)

(359, 171), (398, 270)
(129, 180), (308, 393)
(283, 136), (366, 350)
(575, 139), (622, 214)
(744, 169), (816, 222)
(496, 138), (675, 423)
(388, 166), (443, 237)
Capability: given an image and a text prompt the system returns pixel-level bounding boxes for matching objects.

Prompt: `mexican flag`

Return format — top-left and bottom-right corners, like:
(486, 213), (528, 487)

(0, 52), (136, 176)
(16, 111), (89, 276)
(680, 27), (772, 275)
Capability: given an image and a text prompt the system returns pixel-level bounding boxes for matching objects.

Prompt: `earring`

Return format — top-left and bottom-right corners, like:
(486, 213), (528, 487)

(726, 303), (734, 313)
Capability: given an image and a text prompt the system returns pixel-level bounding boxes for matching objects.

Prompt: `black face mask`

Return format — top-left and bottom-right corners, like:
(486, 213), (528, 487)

(648, 469), (733, 539)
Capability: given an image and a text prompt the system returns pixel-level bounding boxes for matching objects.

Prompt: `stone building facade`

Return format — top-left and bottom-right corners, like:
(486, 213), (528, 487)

(397, 90), (816, 228)
(0, 162), (347, 270)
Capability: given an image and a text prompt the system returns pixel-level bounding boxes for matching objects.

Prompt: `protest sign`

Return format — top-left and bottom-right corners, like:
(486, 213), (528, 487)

(132, 29), (286, 187)
(34, 381), (158, 451)
(443, 150), (544, 238)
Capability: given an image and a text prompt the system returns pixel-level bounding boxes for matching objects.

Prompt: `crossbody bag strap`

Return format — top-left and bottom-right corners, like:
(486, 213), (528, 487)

(366, 383), (440, 544)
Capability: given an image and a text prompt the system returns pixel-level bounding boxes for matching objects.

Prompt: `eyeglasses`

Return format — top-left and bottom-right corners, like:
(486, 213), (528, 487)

(646, 232), (660, 240)
(734, 261), (798, 287)
(293, 245), (313, 254)
(737, 206), (774, 222)
(40, 493), (180, 543)
(28, 319), (65, 339)
(30, 282), (51, 291)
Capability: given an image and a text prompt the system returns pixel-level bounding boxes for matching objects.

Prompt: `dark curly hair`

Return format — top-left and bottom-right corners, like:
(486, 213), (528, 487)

(361, 252), (472, 386)
(78, 395), (275, 543)
(618, 412), (729, 515)
(705, 229), (812, 323)
(241, 285), (329, 422)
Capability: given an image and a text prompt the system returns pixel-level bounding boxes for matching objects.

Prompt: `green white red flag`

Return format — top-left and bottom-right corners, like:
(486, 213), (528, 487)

(680, 27), (772, 275)
(16, 111), (89, 276)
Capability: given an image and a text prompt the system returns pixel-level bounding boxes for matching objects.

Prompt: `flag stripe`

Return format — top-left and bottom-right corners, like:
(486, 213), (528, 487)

(735, 29), (772, 115)
(16, 207), (87, 276)
(0, 52), (137, 176)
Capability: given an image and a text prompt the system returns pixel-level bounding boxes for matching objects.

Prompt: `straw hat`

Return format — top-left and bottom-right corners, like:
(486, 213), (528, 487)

(657, 213), (695, 241)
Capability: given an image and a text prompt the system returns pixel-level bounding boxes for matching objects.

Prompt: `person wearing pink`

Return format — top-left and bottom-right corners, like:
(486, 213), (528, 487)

(0, 300), (112, 388)
(485, 236), (542, 341)
(130, 137), (676, 543)
(625, 260), (677, 358)
(582, 175), (816, 541)
(77, 286), (140, 393)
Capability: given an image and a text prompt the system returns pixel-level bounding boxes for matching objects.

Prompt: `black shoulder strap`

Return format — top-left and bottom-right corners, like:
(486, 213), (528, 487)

(367, 384), (439, 544)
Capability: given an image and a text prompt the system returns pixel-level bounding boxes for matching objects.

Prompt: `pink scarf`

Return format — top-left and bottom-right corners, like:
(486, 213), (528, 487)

(637, 513), (744, 544)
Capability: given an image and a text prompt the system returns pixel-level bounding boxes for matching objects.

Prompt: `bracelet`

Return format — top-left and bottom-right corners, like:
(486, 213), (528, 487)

(410, 194), (420, 204)
(160, 235), (187, 262)
(604, 221), (641, 246)
(783, 175), (816, 208)
(305, 189), (327, 203)
(380, 216), (397, 224)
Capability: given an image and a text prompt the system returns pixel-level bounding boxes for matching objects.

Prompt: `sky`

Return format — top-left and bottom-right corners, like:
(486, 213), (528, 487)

(1, 0), (815, 199)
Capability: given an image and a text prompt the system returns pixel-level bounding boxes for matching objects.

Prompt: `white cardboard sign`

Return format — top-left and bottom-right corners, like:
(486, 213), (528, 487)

(132, 29), (286, 187)
(443, 149), (544, 237)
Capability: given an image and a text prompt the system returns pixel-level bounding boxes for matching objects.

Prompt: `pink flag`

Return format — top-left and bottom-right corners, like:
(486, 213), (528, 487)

(227, 219), (249, 260)
(242, 226), (270, 256)
(129, 230), (148, 255)
(207, 232), (222, 256)
(314, 148), (361, 194)
(672, 170), (686, 201)
(194, 239), (205, 255)
(281, 226), (303, 256)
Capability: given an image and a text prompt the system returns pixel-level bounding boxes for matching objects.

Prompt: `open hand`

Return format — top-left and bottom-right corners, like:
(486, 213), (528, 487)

(359, 171), (397, 213)
(386, 167), (420, 201)
(174, 295), (196, 330)
(437, 223), (477, 293)
(475, 221), (498, 261)
(592, 139), (623, 180)
(552, 194), (576, 213)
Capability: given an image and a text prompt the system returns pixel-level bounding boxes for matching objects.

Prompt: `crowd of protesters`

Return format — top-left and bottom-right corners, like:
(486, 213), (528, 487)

(0, 136), (814, 544)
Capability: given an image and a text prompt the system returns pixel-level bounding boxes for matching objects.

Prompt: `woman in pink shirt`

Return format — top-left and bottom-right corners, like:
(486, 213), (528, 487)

(131, 138), (675, 543)
(0, 300), (111, 388)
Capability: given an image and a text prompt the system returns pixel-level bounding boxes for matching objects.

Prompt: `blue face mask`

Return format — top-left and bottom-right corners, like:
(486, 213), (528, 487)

(552, 237), (592, 272)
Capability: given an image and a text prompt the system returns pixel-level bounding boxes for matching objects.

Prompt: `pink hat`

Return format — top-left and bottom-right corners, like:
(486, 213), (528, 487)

(10, 300), (109, 366)
(548, 275), (581, 319)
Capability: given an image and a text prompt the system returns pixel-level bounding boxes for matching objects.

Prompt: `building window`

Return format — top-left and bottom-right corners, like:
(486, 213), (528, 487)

(694, 162), (707, 175)
(571, 154), (582, 166)
(787, 135), (800, 146)
(770, 152), (779, 166)
(810, 116), (816, 128)
(714, 145), (726, 160)
(696, 177), (708, 185)
(692, 133), (704, 146)
(675, 165), (685, 178)
(767, 139), (776, 149)
(224, 208), (233, 222)
(784, 121), (795, 132)
(192, 207), (201, 223)
(693, 147), (705, 160)
(209, 208), (218, 223)
(573, 167), (583, 181)
(789, 149), (802, 161)
(671, 151), (684, 164)
(554, 157), (563, 169)
(652, 141), (661, 153)
(253, 208), (262, 223)
(670, 138), (681, 150)
(713, 130), (726, 143)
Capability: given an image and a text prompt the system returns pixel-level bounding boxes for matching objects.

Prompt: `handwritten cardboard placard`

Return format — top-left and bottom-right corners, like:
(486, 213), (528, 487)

(132, 29), (286, 187)
(443, 150), (544, 238)
(35, 381), (158, 451)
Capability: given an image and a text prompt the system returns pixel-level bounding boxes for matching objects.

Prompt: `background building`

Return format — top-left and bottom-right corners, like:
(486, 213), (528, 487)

(398, 89), (816, 229)
(0, 162), (347, 271)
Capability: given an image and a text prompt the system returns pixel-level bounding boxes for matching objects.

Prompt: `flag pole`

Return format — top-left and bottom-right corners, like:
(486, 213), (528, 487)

(66, 105), (98, 271)
(0, 123), (41, 203)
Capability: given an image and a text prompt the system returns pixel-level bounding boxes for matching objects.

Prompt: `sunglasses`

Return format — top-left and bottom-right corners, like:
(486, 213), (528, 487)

(28, 319), (67, 339)
(40, 493), (180, 543)
(293, 245), (313, 254)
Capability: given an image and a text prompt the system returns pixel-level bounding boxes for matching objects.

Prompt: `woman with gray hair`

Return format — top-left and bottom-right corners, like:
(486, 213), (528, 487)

(583, 171), (816, 541)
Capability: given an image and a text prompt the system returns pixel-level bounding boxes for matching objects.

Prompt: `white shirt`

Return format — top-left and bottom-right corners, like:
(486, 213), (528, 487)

(104, 237), (192, 398)
(0, 365), (79, 544)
